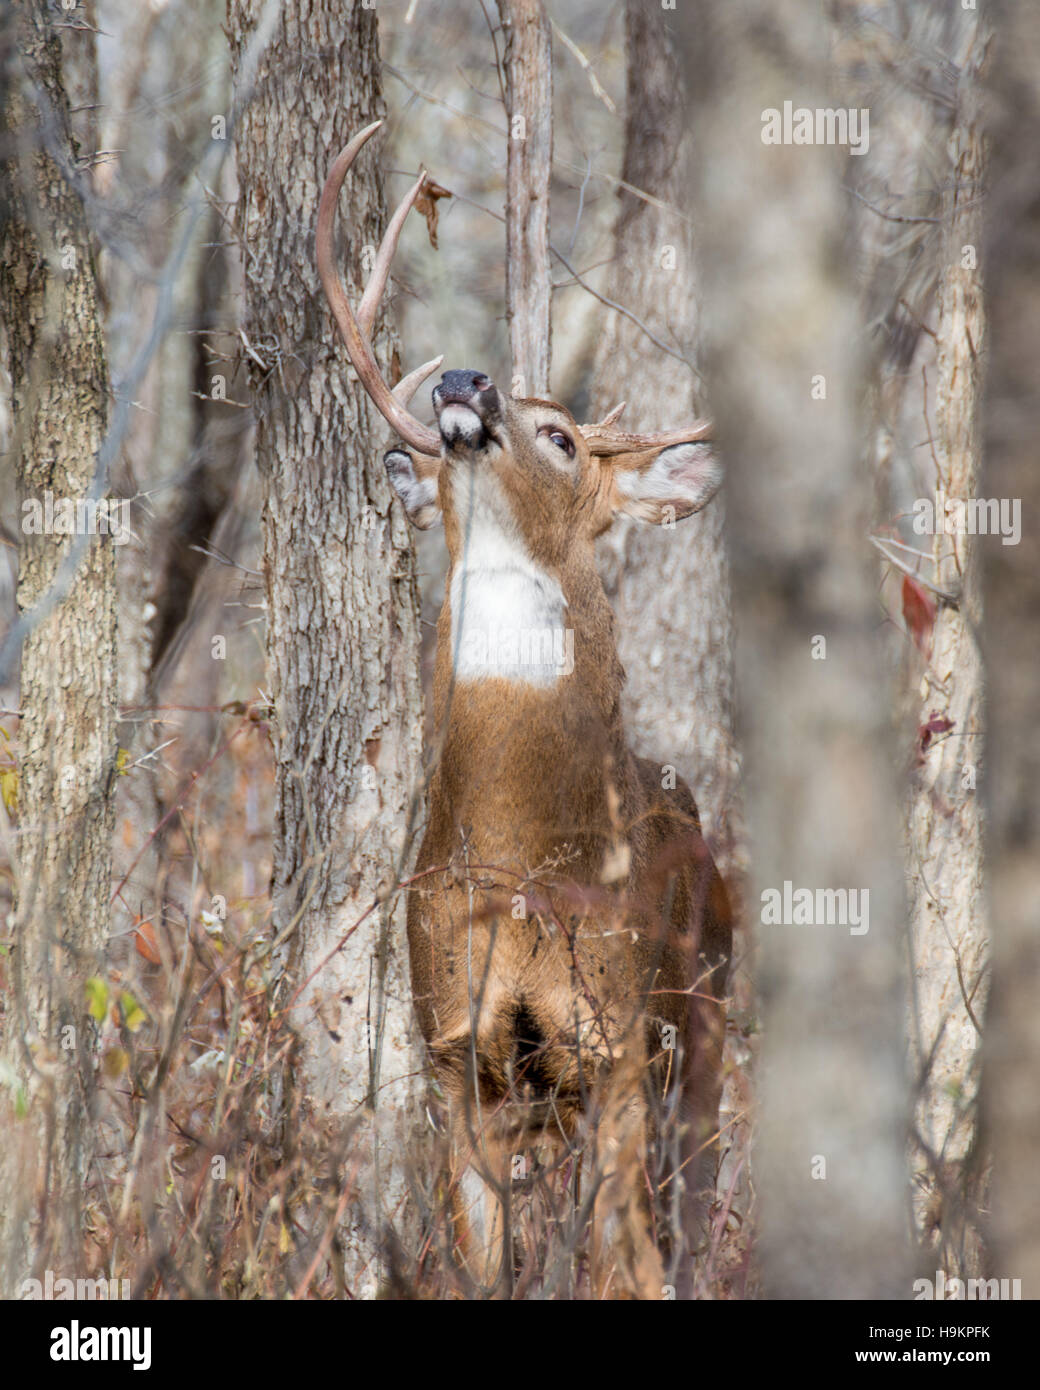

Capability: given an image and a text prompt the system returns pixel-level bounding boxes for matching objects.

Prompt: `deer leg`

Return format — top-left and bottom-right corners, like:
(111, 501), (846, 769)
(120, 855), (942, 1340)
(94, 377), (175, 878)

(446, 1081), (512, 1296)
(450, 1127), (511, 1295)
(587, 1032), (666, 1301)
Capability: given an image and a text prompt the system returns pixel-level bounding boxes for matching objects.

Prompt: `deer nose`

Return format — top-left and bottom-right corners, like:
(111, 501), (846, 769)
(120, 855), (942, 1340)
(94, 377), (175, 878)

(436, 369), (493, 404)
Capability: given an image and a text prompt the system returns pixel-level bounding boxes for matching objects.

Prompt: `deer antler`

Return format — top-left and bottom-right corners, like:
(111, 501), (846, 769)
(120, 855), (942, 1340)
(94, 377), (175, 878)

(316, 121), (442, 455)
(579, 414), (715, 456)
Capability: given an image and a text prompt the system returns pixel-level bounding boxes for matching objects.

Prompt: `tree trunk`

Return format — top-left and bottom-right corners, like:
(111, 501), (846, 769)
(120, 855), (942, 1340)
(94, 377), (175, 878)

(228, 1), (427, 1293)
(904, 10), (989, 1281)
(0, 0), (116, 1292)
(589, 0), (742, 883)
(496, 0), (553, 397)
(677, 1), (910, 1297)
(981, 0), (1040, 1300)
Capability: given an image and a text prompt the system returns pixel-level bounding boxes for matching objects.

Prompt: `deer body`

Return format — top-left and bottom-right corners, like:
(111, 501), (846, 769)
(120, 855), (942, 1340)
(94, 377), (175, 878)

(316, 126), (732, 1297)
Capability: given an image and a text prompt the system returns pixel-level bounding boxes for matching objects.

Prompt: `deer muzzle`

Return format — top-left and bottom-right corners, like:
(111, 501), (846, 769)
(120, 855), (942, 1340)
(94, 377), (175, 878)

(433, 369), (501, 450)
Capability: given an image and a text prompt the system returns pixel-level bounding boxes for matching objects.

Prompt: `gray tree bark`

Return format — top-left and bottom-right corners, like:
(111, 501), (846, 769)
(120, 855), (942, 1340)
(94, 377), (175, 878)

(0, 0), (117, 1293)
(820, 0), (991, 1283)
(589, 0), (742, 883)
(904, 9), (989, 1282)
(981, 0), (1040, 1301)
(677, 2), (910, 1297)
(496, 0), (553, 397)
(228, 0), (428, 1294)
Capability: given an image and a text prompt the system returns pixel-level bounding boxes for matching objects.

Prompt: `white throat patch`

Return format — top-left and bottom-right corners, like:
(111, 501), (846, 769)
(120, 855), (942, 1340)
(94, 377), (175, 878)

(439, 403), (484, 446)
(449, 466), (572, 685)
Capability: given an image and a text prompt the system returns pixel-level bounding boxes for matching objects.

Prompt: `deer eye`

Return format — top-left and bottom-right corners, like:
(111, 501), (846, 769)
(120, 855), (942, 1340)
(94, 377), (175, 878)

(540, 426), (575, 458)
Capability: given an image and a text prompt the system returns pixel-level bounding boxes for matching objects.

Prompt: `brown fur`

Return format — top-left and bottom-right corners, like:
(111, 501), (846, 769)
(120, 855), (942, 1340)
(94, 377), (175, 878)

(397, 394), (732, 1297)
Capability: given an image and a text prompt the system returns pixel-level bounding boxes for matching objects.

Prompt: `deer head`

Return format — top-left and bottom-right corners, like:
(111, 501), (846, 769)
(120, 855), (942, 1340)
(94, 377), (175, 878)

(315, 122), (721, 622)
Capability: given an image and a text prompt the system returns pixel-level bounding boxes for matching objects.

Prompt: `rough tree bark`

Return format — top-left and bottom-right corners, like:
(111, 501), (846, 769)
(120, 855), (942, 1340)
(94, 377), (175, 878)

(677, 2), (910, 1297)
(904, 10), (989, 1282)
(981, 0), (1040, 1301)
(825, 1), (991, 1280)
(588, 0), (742, 883)
(0, 1), (117, 1291)
(495, 0), (552, 397)
(227, 1), (427, 1292)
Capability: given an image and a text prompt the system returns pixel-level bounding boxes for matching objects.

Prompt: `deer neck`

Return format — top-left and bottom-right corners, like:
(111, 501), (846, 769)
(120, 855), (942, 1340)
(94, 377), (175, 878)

(426, 485), (630, 868)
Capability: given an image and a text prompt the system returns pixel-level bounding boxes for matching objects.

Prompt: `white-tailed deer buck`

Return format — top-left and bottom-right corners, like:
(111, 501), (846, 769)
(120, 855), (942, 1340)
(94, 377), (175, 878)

(317, 123), (732, 1299)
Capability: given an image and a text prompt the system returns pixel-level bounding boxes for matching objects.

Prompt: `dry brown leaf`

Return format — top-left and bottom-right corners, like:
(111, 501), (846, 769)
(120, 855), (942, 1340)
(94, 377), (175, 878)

(414, 177), (452, 250)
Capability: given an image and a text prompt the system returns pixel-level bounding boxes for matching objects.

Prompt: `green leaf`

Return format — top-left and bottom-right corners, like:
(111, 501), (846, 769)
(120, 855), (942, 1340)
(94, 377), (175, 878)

(119, 990), (147, 1034)
(85, 976), (108, 1023)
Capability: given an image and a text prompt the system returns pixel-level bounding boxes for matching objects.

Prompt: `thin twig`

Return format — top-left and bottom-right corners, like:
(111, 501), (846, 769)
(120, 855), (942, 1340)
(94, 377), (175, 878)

(551, 20), (617, 113)
(477, 0), (508, 112)
(448, 187), (698, 373)
(383, 65), (686, 222)
(870, 534), (959, 604)
(845, 184), (941, 225)
(568, 150), (595, 255)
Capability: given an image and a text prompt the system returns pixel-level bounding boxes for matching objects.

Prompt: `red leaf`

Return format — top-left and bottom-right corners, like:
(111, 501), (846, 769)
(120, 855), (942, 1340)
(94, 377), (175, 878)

(134, 920), (161, 965)
(918, 713), (955, 757)
(902, 575), (936, 654)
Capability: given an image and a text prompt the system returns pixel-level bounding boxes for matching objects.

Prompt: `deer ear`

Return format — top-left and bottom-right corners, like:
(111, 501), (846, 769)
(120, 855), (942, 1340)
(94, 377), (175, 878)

(384, 448), (442, 529)
(608, 440), (722, 525)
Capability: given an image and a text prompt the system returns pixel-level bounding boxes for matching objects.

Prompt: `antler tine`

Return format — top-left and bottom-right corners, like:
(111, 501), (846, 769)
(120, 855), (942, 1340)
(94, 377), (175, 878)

(596, 400), (627, 430)
(316, 121), (441, 456)
(392, 355), (444, 414)
(357, 169), (428, 339)
(579, 416), (715, 456)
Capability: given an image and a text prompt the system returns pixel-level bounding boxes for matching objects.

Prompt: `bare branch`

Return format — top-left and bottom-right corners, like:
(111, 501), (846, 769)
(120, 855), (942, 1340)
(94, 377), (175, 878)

(551, 19), (617, 113)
